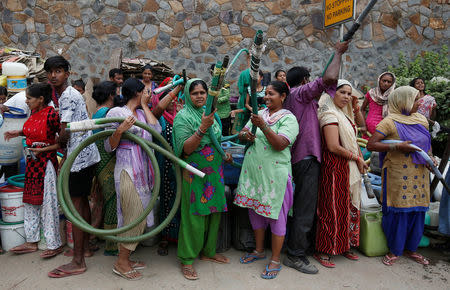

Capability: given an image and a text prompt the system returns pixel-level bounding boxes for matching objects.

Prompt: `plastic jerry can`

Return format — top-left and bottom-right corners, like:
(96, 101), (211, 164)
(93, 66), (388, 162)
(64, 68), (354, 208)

(359, 211), (389, 257)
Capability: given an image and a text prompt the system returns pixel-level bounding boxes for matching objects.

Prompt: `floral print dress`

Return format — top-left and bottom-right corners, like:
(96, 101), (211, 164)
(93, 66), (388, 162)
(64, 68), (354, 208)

(183, 144), (227, 216)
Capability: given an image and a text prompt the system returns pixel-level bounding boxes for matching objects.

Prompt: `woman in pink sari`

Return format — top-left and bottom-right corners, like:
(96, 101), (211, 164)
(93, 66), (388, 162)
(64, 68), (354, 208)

(360, 72), (396, 139)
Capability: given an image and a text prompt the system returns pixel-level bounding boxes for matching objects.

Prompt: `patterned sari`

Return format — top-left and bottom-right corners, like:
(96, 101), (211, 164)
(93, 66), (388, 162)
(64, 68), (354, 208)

(316, 83), (362, 255)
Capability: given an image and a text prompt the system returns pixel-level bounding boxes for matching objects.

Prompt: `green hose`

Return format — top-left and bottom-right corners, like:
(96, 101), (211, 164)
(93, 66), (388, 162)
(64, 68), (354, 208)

(7, 174), (25, 188)
(58, 117), (183, 243)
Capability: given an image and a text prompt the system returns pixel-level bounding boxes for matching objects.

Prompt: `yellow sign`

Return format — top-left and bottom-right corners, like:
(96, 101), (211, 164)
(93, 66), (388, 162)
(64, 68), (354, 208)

(323, 0), (355, 28)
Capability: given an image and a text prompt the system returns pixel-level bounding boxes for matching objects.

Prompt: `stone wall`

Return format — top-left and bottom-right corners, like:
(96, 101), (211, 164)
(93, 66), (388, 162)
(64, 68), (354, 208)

(0, 0), (448, 90)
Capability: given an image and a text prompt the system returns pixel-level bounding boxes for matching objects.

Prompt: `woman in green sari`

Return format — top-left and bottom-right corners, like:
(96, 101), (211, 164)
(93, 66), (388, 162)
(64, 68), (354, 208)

(92, 81), (118, 256)
(173, 79), (232, 280)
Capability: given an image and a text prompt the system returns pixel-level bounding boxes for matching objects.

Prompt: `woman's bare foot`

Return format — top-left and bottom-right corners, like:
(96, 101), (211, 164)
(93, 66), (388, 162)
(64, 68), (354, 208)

(200, 253), (230, 264)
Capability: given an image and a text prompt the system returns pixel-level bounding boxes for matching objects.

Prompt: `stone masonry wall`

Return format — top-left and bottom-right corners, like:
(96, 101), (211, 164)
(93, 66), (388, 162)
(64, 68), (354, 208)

(0, 0), (448, 90)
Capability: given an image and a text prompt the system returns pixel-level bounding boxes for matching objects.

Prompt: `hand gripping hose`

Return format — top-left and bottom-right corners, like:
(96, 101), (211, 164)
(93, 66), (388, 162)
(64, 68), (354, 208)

(381, 140), (450, 194)
(152, 69), (187, 95)
(204, 58), (242, 167)
(321, 0), (378, 76)
(58, 117), (204, 243)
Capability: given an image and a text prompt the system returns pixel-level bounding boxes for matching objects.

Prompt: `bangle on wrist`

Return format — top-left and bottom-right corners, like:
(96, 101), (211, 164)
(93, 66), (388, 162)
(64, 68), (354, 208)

(389, 143), (397, 151)
(195, 131), (203, 138)
(261, 124), (269, 132)
(197, 128), (206, 137)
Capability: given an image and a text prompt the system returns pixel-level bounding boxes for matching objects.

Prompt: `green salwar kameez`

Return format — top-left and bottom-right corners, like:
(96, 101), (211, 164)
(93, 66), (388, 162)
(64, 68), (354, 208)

(173, 79), (228, 265)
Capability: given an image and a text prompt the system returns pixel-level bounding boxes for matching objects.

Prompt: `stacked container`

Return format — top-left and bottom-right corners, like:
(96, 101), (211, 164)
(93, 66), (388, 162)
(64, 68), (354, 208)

(0, 183), (25, 251)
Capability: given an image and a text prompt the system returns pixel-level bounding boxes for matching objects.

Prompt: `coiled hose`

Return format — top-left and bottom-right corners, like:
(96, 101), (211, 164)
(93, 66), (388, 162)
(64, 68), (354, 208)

(58, 117), (204, 243)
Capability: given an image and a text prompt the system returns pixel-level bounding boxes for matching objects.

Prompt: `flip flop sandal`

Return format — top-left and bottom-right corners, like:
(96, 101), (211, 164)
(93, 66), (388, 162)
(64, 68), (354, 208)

(181, 265), (199, 280)
(382, 254), (398, 266)
(239, 251), (266, 264)
(260, 262), (282, 279)
(130, 261), (146, 270)
(40, 246), (64, 259)
(48, 267), (86, 278)
(313, 253), (336, 268)
(343, 251), (359, 261)
(112, 267), (143, 281)
(404, 253), (429, 265)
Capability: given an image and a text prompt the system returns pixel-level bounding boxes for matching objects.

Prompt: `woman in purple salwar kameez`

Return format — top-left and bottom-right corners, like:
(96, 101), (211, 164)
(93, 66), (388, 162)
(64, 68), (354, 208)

(105, 78), (161, 280)
(368, 86), (437, 267)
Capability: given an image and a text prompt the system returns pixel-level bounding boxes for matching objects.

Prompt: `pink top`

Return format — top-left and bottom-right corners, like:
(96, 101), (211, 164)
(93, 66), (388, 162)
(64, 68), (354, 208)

(365, 92), (383, 135)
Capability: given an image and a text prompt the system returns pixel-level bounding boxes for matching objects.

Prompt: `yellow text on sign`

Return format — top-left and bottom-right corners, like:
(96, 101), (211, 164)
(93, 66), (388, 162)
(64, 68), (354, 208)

(324, 0), (354, 27)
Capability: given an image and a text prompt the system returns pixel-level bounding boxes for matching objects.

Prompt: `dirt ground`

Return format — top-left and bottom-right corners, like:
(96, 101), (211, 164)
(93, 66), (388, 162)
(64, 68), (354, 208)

(0, 243), (449, 290)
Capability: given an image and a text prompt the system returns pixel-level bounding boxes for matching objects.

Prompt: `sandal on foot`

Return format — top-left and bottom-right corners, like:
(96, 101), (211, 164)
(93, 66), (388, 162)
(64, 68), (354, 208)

(10, 244), (38, 254)
(130, 261), (146, 270)
(181, 264), (199, 280)
(112, 267), (142, 281)
(260, 261), (282, 279)
(240, 251), (266, 264)
(404, 252), (429, 265)
(343, 251), (359, 261)
(313, 253), (335, 268)
(382, 254), (398, 266)
(40, 246), (64, 259)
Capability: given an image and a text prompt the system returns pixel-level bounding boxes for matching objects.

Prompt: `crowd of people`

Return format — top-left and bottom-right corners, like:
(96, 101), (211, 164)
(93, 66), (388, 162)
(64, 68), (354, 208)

(0, 39), (446, 282)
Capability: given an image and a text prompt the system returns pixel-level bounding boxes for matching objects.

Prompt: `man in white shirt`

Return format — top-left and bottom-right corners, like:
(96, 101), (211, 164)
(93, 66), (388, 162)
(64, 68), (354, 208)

(44, 55), (100, 279)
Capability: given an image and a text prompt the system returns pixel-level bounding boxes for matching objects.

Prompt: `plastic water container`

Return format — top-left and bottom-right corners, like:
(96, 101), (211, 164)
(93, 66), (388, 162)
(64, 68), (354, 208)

(0, 184), (24, 223)
(2, 62), (28, 93)
(0, 110), (27, 165)
(222, 142), (245, 185)
(428, 202), (440, 228)
(359, 210), (389, 257)
(360, 179), (381, 210)
(0, 219), (25, 251)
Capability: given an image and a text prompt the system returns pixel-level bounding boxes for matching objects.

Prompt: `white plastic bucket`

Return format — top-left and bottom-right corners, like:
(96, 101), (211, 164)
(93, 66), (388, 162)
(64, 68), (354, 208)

(0, 185), (24, 223)
(0, 220), (25, 251)
(0, 110), (27, 165)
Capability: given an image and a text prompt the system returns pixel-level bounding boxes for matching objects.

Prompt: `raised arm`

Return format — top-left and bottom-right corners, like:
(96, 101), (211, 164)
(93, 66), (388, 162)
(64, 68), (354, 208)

(322, 41), (350, 86)
(152, 85), (182, 119)
(141, 90), (158, 125)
